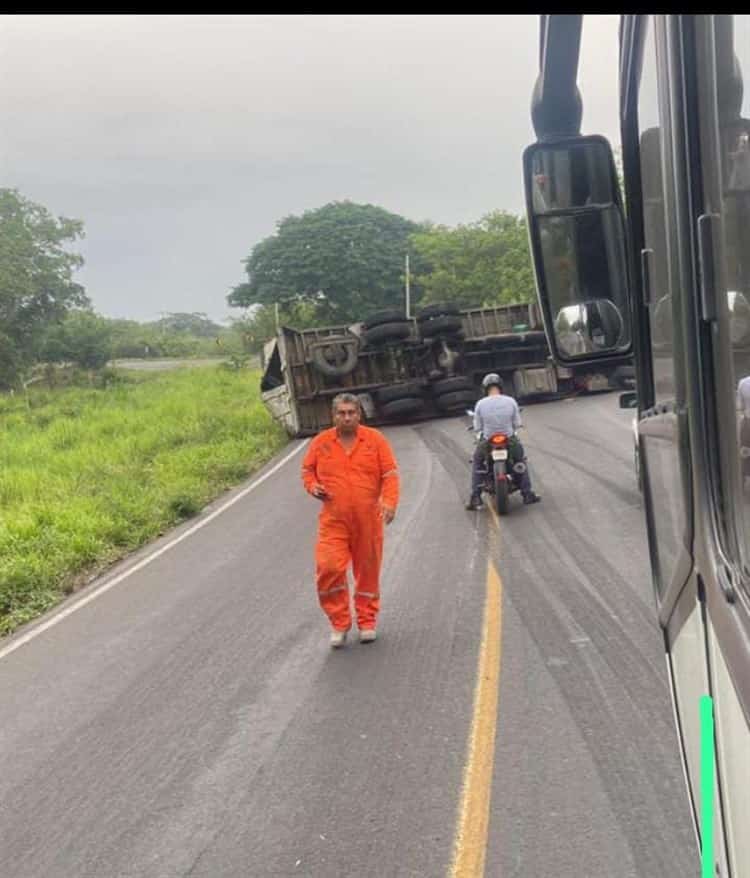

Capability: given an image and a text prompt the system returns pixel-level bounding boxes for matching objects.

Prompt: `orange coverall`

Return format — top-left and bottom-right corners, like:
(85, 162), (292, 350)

(302, 425), (400, 632)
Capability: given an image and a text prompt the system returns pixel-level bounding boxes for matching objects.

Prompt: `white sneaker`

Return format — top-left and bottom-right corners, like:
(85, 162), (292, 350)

(359, 629), (377, 644)
(330, 629), (348, 648)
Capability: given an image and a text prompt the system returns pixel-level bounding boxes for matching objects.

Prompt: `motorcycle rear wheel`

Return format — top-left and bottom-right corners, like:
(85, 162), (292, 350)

(495, 474), (510, 515)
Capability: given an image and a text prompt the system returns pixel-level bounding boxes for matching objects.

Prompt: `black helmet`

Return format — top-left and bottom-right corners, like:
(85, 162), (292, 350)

(482, 372), (503, 393)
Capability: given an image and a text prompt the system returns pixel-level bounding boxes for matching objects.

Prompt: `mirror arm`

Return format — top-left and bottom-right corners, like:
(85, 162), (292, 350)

(532, 14), (584, 140)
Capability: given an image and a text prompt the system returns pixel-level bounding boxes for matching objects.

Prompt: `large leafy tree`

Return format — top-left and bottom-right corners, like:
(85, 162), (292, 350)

(0, 188), (88, 387)
(409, 210), (536, 308)
(229, 201), (427, 324)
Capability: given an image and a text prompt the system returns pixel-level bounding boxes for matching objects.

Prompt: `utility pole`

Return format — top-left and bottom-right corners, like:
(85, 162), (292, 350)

(275, 302), (280, 331)
(405, 253), (411, 318)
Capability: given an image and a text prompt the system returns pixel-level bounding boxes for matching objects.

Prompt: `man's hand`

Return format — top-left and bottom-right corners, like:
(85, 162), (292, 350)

(379, 501), (396, 525)
(311, 483), (331, 501)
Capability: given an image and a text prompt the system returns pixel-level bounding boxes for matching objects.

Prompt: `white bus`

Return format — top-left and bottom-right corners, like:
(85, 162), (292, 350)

(524, 15), (750, 877)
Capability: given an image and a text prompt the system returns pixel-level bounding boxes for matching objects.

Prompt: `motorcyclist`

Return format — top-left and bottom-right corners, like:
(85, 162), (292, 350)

(466, 373), (541, 510)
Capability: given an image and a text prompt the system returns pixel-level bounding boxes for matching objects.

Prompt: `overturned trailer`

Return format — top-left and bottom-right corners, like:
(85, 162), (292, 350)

(260, 301), (632, 437)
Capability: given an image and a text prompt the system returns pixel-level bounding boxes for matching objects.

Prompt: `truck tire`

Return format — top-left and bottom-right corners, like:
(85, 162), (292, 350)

(417, 302), (461, 321)
(311, 336), (359, 378)
(431, 376), (474, 396)
(435, 389), (476, 411)
(380, 396), (425, 419)
(363, 309), (407, 329)
(363, 321), (412, 346)
(376, 381), (424, 404)
(418, 314), (463, 339)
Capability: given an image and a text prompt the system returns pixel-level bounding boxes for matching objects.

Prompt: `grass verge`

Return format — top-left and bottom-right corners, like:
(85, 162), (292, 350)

(0, 366), (287, 636)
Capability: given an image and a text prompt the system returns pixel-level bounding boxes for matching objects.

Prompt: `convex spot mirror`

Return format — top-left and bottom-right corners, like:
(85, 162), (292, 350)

(523, 135), (632, 365)
(554, 299), (626, 357)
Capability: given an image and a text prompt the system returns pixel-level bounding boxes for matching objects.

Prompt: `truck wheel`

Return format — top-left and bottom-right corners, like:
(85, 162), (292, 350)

(419, 314), (463, 339)
(417, 302), (461, 321)
(435, 389), (476, 411)
(380, 396), (425, 419)
(376, 381), (424, 404)
(363, 309), (407, 329)
(363, 321), (412, 346)
(431, 376), (474, 396)
(311, 336), (359, 378)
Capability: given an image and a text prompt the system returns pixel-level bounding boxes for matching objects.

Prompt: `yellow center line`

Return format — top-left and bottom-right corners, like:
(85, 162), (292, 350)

(486, 497), (501, 532)
(449, 556), (503, 877)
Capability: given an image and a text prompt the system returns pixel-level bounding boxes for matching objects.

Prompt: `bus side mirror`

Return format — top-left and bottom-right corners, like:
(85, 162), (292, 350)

(523, 135), (632, 365)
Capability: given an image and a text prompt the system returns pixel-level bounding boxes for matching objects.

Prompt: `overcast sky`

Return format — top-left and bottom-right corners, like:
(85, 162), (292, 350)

(1, 14), (620, 324)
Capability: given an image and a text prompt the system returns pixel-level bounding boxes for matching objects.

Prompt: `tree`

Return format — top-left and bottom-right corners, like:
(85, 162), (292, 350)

(151, 312), (223, 337)
(228, 309), (275, 355)
(228, 201), (428, 324)
(408, 210), (536, 308)
(0, 188), (88, 387)
(108, 318), (158, 359)
(41, 310), (113, 371)
(229, 301), (321, 354)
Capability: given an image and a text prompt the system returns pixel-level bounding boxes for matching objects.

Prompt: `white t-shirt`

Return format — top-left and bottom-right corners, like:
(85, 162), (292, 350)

(473, 394), (522, 439)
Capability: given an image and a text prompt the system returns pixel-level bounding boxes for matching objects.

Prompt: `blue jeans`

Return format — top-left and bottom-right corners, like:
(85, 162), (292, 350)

(471, 436), (533, 498)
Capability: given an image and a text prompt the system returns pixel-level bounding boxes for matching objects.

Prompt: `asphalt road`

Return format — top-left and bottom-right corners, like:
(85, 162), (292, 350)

(0, 393), (699, 877)
(110, 358), (232, 371)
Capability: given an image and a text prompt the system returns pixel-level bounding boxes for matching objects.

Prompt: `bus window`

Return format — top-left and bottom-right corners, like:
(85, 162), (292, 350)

(726, 18), (750, 586)
(637, 17), (689, 595)
(639, 25), (672, 399)
(700, 16), (750, 584)
(694, 14), (750, 876)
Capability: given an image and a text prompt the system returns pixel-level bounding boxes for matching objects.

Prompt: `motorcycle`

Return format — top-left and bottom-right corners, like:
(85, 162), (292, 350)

(466, 410), (527, 515)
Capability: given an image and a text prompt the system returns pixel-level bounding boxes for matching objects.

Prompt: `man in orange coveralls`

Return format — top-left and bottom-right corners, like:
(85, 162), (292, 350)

(302, 392), (400, 648)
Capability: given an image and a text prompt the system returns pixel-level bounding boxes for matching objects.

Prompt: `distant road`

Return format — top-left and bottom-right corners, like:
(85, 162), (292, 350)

(0, 394), (698, 877)
(110, 357), (227, 371)
(110, 357), (259, 371)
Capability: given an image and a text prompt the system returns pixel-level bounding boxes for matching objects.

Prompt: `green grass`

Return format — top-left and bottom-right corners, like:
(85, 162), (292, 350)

(0, 367), (287, 636)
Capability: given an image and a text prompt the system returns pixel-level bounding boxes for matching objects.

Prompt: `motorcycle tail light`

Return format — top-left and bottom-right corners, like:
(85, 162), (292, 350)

(490, 434), (508, 446)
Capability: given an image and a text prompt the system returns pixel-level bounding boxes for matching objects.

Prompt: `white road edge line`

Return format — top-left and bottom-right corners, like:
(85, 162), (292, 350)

(0, 439), (310, 662)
